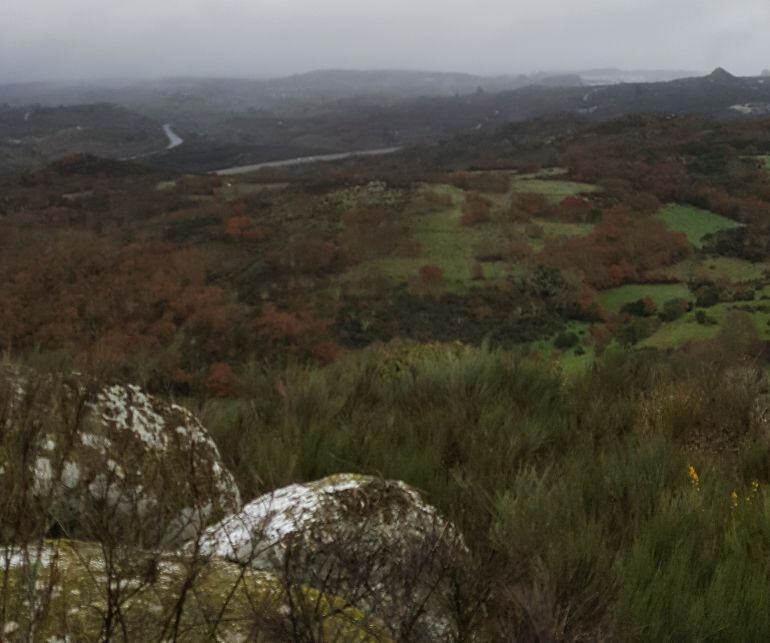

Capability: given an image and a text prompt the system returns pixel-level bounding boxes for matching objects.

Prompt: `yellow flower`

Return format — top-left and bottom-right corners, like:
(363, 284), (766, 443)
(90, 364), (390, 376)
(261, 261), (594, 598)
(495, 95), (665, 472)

(752, 479), (760, 493)
(731, 490), (739, 508)
(688, 465), (700, 487)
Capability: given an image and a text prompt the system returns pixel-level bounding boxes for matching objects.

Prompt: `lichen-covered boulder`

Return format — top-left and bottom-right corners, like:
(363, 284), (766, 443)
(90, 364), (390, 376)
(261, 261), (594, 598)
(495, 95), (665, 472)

(191, 474), (467, 641)
(0, 539), (382, 642)
(0, 365), (241, 547)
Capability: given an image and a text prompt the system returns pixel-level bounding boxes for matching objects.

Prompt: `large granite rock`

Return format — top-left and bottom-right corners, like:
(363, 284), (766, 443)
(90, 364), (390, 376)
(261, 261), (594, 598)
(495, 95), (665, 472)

(192, 473), (467, 641)
(0, 365), (241, 546)
(0, 539), (381, 642)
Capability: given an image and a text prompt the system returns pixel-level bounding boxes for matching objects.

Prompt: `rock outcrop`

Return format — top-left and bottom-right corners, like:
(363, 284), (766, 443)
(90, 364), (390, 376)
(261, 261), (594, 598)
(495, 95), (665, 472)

(0, 539), (381, 642)
(0, 365), (241, 546)
(192, 473), (467, 640)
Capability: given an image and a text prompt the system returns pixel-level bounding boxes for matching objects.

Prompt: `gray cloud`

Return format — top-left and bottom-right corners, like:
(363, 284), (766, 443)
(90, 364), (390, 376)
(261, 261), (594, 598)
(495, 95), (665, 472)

(1, 0), (769, 82)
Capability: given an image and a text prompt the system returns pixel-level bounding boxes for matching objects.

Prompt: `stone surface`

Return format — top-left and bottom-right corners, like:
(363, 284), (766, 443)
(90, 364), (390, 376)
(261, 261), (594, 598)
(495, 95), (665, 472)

(0, 365), (241, 546)
(192, 473), (467, 640)
(0, 539), (381, 642)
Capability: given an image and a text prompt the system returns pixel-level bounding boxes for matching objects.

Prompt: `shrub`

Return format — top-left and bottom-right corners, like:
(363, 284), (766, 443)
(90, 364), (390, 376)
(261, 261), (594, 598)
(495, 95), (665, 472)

(620, 297), (657, 317)
(660, 298), (691, 322)
(308, 340), (340, 364)
(418, 264), (444, 285)
(538, 206), (691, 289)
(224, 215), (253, 240)
(460, 194), (492, 226)
(509, 241), (533, 261)
(473, 240), (507, 262)
(294, 237), (337, 273)
(518, 192), (549, 216)
(206, 362), (240, 398)
(422, 189), (453, 211)
(695, 285), (720, 308)
(554, 331), (580, 349)
(694, 310), (716, 325)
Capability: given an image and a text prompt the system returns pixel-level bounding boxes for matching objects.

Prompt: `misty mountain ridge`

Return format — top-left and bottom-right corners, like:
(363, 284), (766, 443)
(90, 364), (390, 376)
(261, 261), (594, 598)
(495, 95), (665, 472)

(0, 67), (706, 110)
(3, 67), (770, 172)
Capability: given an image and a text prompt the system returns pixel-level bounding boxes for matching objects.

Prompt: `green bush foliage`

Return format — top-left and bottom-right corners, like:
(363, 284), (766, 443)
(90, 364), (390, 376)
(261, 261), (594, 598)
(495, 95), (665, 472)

(198, 342), (770, 640)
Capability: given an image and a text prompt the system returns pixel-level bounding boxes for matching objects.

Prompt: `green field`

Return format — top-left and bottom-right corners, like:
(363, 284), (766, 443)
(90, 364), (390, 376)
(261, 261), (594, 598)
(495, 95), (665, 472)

(656, 204), (743, 247)
(528, 321), (595, 375)
(341, 181), (596, 290)
(517, 167), (569, 179)
(340, 184), (511, 289)
(640, 303), (770, 349)
(598, 283), (693, 312)
(664, 257), (769, 283)
(510, 177), (599, 203)
(535, 219), (594, 239)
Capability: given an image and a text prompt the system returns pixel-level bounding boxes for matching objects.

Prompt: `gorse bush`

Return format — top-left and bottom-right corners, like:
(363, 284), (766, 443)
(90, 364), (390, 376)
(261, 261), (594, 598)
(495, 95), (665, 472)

(4, 340), (770, 640)
(200, 342), (770, 640)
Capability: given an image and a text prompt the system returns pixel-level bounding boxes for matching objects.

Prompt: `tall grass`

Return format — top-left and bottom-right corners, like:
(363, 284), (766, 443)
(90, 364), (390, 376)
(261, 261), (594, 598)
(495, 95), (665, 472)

(200, 342), (770, 640)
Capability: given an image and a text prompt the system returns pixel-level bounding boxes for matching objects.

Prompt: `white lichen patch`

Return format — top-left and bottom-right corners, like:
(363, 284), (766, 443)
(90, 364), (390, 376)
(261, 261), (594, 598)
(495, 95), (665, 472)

(192, 474), (464, 641)
(33, 457), (53, 495)
(106, 459), (125, 479)
(80, 432), (111, 451)
(60, 461), (80, 489)
(2, 547), (53, 569)
(197, 475), (363, 560)
(195, 474), (455, 567)
(96, 385), (168, 450)
(2, 365), (241, 548)
(3, 621), (19, 635)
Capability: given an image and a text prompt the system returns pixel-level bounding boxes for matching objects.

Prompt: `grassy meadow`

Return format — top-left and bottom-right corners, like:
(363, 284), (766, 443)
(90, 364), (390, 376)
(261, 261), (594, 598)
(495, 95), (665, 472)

(663, 256), (769, 283)
(598, 283), (693, 312)
(656, 203), (743, 248)
(340, 177), (599, 291)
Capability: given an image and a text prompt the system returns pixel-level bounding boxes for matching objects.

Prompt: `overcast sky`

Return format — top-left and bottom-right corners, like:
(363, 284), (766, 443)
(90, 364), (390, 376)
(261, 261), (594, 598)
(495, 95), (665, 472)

(1, 0), (769, 82)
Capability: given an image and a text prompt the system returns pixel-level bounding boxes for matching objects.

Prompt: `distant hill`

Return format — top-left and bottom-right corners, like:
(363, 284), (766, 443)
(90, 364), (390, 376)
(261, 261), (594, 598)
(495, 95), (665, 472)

(260, 69), (547, 99)
(0, 103), (166, 170)
(0, 69), (582, 110)
(4, 68), (770, 172)
(175, 68), (770, 170)
(575, 68), (701, 85)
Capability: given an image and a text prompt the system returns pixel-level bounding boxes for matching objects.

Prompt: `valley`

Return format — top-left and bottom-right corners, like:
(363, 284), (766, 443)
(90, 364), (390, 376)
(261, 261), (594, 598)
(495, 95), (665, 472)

(5, 66), (770, 640)
(3, 109), (770, 383)
(3, 67), (770, 173)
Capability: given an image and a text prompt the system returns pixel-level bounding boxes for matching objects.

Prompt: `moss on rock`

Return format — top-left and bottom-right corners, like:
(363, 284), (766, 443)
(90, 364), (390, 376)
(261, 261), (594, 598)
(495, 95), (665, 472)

(0, 539), (383, 641)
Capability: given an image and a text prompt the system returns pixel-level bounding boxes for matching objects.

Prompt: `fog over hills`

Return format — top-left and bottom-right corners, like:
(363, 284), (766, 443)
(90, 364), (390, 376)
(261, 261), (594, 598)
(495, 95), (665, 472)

(0, 68), (705, 109)
(3, 0), (768, 81)
(3, 67), (769, 172)
(7, 3), (770, 640)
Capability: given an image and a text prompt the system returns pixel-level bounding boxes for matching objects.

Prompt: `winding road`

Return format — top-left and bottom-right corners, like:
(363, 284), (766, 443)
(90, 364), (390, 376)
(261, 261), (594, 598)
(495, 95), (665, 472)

(122, 123), (184, 160)
(163, 123), (184, 150)
(213, 147), (401, 176)
(128, 123), (399, 173)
